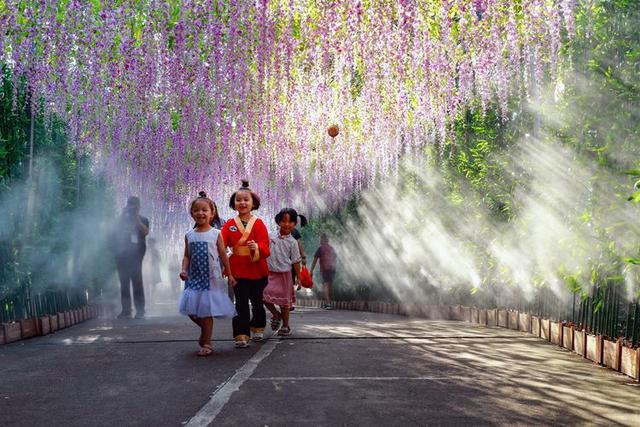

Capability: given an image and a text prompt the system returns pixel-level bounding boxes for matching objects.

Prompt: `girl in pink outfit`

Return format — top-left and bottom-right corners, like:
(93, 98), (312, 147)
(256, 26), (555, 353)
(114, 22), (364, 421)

(263, 208), (302, 336)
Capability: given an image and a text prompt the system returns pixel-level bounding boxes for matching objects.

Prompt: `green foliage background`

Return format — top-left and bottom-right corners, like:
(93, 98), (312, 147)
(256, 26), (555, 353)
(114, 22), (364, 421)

(302, 0), (640, 308)
(0, 67), (115, 301)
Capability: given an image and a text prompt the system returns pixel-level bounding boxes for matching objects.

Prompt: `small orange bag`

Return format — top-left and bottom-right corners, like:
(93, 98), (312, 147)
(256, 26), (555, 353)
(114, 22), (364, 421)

(299, 266), (314, 289)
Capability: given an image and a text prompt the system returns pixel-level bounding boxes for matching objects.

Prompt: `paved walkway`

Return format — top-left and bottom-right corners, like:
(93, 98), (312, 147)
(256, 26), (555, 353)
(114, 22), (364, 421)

(1, 307), (640, 426)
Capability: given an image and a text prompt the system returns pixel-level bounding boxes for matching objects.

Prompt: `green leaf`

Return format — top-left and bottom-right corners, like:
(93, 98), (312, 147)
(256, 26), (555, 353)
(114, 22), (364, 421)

(593, 299), (603, 314)
(564, 275), (582, 293)
(578, 211), (592, 222)
(171, 111), (180, 132)
(628, 191), (640, 202)
(623, 257), (640, 265)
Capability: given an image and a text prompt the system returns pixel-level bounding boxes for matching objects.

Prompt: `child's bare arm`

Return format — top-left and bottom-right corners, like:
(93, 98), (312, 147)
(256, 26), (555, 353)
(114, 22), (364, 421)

(180, 237), (189, 280)
(293, 261), (301, 279)
(297, 240), (306, 265)
(293, 261), (301, 275)
(293, 261), (302, 289)
(217, 234), (236, 287)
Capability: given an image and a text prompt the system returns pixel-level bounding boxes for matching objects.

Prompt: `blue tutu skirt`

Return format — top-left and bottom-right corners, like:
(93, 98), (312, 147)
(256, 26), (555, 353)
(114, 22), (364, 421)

(179, 288), (236, 318)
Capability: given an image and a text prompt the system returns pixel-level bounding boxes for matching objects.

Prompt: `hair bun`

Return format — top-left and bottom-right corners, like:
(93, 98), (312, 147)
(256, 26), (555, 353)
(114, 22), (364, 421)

(198, 191), (207, 198)
(241, 179), (250, 188)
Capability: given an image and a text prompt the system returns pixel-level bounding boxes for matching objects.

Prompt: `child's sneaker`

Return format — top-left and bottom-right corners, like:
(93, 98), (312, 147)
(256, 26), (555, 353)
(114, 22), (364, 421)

(277, 326), (291, 336)
(323, 304), (333, 310)
(251, 332), (264, 342)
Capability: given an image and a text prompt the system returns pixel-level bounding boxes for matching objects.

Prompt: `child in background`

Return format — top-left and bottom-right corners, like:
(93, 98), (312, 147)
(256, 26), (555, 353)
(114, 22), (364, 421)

(209, 200), (224, 230)
(221, 180), (271, 348)
(290, 213), (308, 274)
(289, 213), (308, 309)
(170, 256), (182, 300)
(202, 199), (233, 302)
(311, 234), (337, 310)
(263, 208), (302, 336)
(179, 191), (236, 357)
(144, 238), (162, 303)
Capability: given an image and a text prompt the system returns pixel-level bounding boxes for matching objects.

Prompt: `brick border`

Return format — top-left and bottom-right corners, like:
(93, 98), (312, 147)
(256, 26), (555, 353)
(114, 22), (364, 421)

(0, 305), (99, 346)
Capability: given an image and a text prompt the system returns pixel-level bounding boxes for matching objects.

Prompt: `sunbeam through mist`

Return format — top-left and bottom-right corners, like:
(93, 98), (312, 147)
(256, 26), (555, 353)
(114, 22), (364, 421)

(324, 133), (640, 309)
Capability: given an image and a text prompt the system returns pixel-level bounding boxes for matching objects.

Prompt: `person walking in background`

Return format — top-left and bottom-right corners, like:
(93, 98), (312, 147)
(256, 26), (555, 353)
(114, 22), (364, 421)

(179, 191), (236, 357)
(289, 213), (307, 310)
(310, 234), (337, 310)
(110, 196), (149, 319)
(263, 208), (302, 336)
(144, 238), (162, 304)
(221, 180), (270, 348)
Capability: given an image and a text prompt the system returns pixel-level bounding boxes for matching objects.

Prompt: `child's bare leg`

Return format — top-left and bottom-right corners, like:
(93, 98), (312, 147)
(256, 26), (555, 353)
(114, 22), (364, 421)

(264, 302), (280, 318)
(189, 315), (203, 326)
(201, 317), (214, 348)
(189, 316), (205, 346)
(324, 282), (332, 304)
(281, 307), (291, 328)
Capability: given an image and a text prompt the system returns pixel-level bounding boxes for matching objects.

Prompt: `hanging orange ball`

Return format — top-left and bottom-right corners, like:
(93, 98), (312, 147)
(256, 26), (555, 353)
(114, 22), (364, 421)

(327, 124), (339, 138)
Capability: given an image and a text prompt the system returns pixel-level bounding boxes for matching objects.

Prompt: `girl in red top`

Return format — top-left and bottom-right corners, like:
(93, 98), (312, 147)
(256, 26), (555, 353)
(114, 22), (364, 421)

(221, 180), (270, 348)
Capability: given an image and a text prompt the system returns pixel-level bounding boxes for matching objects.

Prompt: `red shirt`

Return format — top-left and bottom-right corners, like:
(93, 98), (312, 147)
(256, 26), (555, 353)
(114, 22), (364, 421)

(221, 217), (270, 279)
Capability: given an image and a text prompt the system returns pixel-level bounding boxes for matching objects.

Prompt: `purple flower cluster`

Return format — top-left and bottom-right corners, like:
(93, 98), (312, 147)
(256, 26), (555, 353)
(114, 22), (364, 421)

(1, 0), (574, 223)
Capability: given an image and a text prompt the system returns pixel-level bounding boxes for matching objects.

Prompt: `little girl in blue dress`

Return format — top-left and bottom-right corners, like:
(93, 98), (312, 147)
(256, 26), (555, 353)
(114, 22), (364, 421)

(179, 191), (236, 356)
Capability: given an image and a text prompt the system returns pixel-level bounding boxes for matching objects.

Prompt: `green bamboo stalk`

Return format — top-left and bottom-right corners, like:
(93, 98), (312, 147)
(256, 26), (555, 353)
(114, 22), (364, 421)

(599, 287), (605, 336)
(632, 303), (640, 347)
(589, 296), (595, 333)
(626, 302), (633, 340)
(609, 286), (613, 335)
(612, 286), (620, 338)
(603, 287), (607, 335)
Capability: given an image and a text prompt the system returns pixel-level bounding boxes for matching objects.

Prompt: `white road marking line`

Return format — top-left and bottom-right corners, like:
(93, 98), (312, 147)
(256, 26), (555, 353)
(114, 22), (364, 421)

(185, 339), (280, 427)
(248, 376), (465, 381)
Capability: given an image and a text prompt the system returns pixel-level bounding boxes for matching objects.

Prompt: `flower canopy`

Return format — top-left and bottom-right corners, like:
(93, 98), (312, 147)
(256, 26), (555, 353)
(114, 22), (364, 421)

(1, 0), (573, 216)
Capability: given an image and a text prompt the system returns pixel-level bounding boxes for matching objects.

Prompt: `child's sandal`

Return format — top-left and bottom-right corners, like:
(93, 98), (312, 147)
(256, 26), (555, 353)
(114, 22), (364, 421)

(270, 315), (281, 331)
(197, 344), (213, 357)
(277, 326), (291, 336)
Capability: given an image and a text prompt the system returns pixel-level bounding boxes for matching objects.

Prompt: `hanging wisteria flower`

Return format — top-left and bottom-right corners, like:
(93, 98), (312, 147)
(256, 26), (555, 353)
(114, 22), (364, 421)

(0, 0), (573, 224)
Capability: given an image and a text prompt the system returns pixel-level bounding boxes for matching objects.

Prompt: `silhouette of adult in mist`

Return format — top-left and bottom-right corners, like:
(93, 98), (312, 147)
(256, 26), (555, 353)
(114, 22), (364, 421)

(110, 196), (150, 319)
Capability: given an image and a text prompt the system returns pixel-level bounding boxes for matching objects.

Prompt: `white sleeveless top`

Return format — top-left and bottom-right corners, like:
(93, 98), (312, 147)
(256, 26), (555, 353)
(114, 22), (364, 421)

(184, 228), (224, 291)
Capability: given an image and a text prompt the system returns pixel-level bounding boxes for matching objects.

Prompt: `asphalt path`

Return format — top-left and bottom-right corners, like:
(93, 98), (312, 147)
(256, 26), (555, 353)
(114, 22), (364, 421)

(2, 306), (640, 426)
